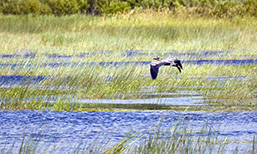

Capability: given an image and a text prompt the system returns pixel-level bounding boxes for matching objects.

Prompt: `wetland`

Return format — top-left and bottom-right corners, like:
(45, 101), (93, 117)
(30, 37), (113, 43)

(0, 13), (256, 153)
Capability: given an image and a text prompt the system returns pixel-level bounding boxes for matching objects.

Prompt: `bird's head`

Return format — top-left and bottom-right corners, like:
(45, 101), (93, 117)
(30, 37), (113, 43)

(153, 57), (160, 60)
(172, 60), (183, 73)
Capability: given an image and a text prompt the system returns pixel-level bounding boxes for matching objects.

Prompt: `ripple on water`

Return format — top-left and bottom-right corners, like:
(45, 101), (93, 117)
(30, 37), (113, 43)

(0, 111), (256, 153)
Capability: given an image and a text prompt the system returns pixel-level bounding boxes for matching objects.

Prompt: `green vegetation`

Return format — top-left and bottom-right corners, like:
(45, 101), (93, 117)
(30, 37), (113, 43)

(0, 13), (256, 112)
(1, 0), (257, 17)
(0, 61), (256, 111)
(0, 12), (256, 154)
(0, 13), (257, 54)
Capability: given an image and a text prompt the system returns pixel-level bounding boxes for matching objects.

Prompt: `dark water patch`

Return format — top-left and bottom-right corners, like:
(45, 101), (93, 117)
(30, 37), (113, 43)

(44, 53), (73, 58)
(183, 59), (257, 65)
(87, 59), (257, 66)
(121, 49), (234, 58)
(1, 49), (248, 59)
(0, 75), (45, 86)
(0, 59), (256, 70)
(0, 75), (249, 87)
(0, 111), (256, 153)
(0, 52), (35, 59)
(2, 49), (257, 63)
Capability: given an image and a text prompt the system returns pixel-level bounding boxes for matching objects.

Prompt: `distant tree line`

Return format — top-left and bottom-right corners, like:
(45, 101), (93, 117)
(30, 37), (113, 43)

(0, 0), (256, 17)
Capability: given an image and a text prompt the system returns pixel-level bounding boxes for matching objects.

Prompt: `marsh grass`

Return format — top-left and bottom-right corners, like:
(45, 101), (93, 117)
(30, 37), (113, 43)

(0, 11), (256, 154)
(0, 12), (256, 54)
(0, 60), (256, 111)
(0, 12), (256, 112)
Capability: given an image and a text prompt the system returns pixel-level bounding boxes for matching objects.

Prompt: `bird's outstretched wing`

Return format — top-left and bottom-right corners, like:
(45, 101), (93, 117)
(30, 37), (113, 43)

(150, 64), (159, 80)
(150, 60), (168, 80)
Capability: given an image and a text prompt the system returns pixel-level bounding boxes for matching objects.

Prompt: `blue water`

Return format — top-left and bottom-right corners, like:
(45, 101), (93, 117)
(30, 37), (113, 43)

(0, 49), (232, 59)
(0, 110), (256, 153)
(0, 75), (249, 86)
(0, 75), (45, 85)
(2, 49), (256, 59)
(0, 50), (256, 69)
(0, 59), (256, 70)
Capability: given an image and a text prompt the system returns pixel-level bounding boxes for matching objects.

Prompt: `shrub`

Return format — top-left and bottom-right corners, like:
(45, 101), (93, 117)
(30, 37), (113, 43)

(20, 0), (52, 15)
(0, 0), (256, 17)
(0, 0), (52, 15)
(101, 1), (131, 14)
(0, 0), (89, 15)
(46, 0), (89, 15)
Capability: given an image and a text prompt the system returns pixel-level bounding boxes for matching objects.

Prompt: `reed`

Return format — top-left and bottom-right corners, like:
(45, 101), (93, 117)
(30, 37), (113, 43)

(0, 61), (256, 111)
(0, 12), (256, 112)
(0, 13), (256, 54)
(0, 11), (256, 154)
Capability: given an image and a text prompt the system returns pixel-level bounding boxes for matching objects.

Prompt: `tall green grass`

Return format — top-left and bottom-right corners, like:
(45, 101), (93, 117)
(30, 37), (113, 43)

(0, 61), (256, 111)
(0, 12), (256, 112)
(0, 12), (256, 154)
(0, 13), (256, 54)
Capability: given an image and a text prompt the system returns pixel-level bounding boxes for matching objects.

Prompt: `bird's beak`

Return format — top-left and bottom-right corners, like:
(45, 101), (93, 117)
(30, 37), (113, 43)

(176, 63), (183, 73)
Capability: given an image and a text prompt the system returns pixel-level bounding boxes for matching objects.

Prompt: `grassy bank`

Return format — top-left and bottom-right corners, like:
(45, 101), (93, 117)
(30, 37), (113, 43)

(0, 12), (257, 55)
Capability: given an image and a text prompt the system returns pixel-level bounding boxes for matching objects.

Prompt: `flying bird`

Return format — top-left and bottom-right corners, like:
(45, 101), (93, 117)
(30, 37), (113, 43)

(150, 57), (183, 80)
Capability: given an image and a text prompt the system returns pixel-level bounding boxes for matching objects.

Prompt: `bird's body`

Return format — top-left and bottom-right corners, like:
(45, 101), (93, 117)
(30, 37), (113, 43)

(150, 56), (183, 80)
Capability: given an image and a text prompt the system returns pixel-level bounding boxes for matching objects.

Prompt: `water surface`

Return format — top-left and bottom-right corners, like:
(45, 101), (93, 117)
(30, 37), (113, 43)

(1, 49), (256, 59)
(0, 110), (256, 153)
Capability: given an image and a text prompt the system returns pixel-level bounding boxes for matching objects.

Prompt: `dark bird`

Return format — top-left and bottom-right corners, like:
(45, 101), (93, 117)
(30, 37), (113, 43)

(150, 57), (183, 80)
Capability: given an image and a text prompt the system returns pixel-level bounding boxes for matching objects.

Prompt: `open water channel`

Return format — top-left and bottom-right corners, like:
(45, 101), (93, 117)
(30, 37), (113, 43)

(0, 111), (256, 153)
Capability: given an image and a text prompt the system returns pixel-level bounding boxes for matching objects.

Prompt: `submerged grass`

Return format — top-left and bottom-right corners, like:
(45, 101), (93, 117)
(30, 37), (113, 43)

(0, 61), (256, 111)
